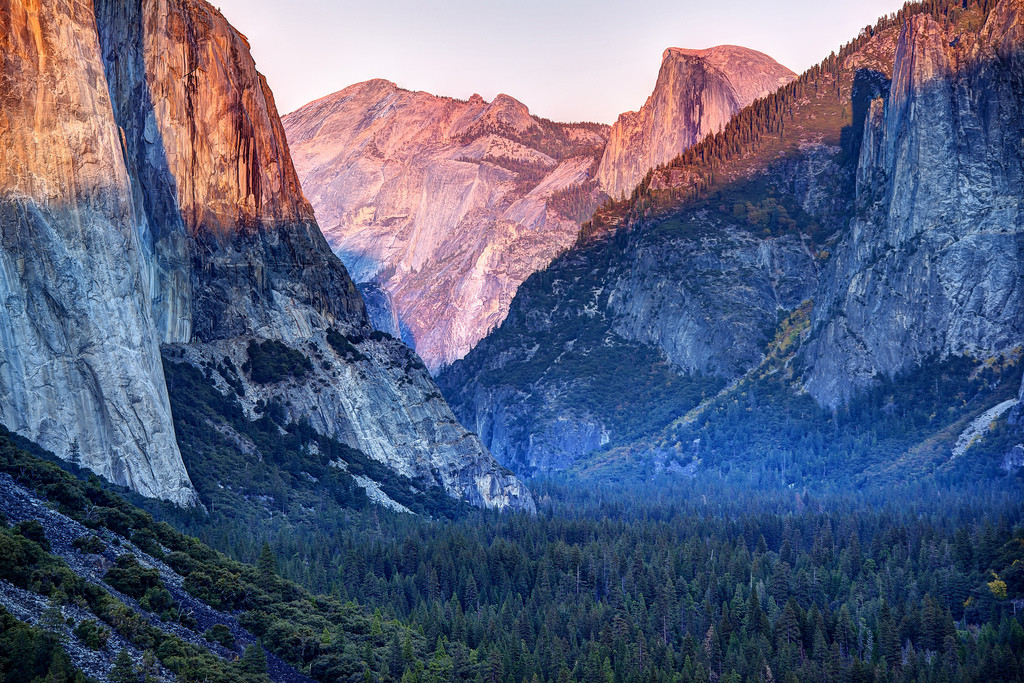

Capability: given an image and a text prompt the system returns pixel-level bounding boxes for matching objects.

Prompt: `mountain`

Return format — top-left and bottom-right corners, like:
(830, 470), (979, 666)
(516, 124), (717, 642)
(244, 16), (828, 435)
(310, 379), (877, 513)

(438, 0), (1024, 479)
(0, 0), (532, 511)
(282, 81), (609, 371)
(596, 45), (797, 200)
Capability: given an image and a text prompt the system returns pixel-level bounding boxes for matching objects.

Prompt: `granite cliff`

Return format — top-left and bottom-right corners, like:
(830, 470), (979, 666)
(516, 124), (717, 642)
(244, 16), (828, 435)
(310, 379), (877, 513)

(283, 81), (609, 371)
(804, 6), (1024, 406)
(0, 0), (194, 505)
(0, 0), (532, 511)
(596, 46), (797, 200)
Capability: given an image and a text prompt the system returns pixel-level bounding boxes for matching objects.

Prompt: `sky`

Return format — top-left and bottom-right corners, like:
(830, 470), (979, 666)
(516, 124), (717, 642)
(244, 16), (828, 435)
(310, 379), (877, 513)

(214, 0), (911, 124)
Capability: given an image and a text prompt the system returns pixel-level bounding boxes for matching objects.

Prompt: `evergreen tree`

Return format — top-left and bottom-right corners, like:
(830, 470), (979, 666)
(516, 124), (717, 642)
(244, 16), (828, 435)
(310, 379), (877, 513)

(109, 649), (137, 683)
(238, 642), (268, 676)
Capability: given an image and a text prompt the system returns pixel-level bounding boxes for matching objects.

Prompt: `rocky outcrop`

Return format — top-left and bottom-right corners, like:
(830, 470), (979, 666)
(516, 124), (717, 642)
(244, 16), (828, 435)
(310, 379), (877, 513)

(283, 81), (609, 370)
(0, 0), (533, 511)
(804, 6), (1024, 406)
(439, 187), (823, 473)
(0, 0), (194, 505)
(596, 46), (796, 200)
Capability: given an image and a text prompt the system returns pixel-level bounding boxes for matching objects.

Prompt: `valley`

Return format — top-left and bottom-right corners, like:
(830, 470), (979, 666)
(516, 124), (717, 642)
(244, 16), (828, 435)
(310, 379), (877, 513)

(0, 0), (1022, 681)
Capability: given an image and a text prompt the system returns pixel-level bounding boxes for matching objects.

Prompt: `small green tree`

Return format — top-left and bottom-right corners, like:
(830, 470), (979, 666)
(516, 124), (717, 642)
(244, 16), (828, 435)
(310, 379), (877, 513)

(109, 649), (137, 683)
(257, 542), (277, 577)
(238, 642), (267, 676)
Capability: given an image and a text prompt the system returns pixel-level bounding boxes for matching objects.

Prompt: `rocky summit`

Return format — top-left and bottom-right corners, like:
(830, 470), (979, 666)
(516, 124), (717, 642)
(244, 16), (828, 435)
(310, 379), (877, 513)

(283, 81), (609, 371)
(596, 45), (797, 200)
(0, 0), (532, 512)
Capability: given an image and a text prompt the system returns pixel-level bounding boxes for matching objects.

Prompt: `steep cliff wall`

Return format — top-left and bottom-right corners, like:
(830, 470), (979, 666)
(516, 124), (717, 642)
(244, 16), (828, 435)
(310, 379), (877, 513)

(283, 81), (609, 371)
(0, 0), (194, 505)
(804, 6), (1024, 406)
(0, 0), (532, 510)
(445, 1), (1024, 477)
(596, 46), (796, 200)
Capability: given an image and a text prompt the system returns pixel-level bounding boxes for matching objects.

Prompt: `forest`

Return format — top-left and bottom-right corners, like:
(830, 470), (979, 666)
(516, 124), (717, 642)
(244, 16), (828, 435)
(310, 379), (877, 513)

(1, 412), (1022, 682)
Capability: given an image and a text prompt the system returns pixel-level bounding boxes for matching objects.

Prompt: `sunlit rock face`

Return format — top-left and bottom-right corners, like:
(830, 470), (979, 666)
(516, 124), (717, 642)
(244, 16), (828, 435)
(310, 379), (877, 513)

(596, 45), (797, 200)
(0, 0), (195, 505)
(283, 81), (609, 371)
(0, 0), (533, 511)
(805, 6), (1024, 406)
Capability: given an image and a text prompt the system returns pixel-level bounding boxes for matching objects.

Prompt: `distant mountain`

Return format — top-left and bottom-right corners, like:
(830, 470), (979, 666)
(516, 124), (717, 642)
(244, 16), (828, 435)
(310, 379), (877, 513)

(596, 45), (797, 200)
(0, 0), (532, 511)
(283, 49), (798, 373)
(283, 81), (609, 371)
(439, 0), (1024, 480)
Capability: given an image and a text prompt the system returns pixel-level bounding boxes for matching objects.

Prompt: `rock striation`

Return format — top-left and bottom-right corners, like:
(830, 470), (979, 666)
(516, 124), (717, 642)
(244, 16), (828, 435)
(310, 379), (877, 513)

(0, 0), (194, 505)
(0, 0), (533, 511)
(596, 46), (797, 200)
(283, 81), (609, 371)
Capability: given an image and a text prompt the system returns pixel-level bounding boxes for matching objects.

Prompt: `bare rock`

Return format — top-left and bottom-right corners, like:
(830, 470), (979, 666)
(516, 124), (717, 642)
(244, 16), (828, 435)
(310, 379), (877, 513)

(0, 0), (195, 505)
(596, 45), (797, 200)
(283, 81), (609, 371)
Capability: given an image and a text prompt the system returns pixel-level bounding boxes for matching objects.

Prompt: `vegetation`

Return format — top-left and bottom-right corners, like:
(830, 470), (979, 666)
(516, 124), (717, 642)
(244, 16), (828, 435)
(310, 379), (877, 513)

(0, 605), (91, 682)
(327, 327), (368, 362)
(3, 391), (1024, 683)
(242, 339), (313, 384)
(0, 425), (425, 681)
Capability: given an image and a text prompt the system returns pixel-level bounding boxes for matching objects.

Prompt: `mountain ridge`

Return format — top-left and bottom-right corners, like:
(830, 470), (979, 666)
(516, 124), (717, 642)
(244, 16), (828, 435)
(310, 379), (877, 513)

(439, 0), (1024, 479)
(283, 80), (610, 371)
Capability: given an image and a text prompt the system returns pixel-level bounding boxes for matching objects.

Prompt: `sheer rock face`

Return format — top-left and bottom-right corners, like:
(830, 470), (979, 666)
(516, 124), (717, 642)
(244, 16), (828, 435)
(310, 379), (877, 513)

(804, 6), (1024, 406)
(283, 81), (609, 371)
(93, 0), (365, 345)
(0, 0), (195, 505)
(0, 0), (532, 511)
(596, 46), (797, 200)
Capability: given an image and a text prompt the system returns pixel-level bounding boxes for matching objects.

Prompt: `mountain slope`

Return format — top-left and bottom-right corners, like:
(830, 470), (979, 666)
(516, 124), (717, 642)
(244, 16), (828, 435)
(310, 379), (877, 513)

(283, 81), (609, 371)
(0, 425), (440, 682)
(0, 0), (532, 511)
(440, 0), (1024, 479)
(596, 45), (797, 199)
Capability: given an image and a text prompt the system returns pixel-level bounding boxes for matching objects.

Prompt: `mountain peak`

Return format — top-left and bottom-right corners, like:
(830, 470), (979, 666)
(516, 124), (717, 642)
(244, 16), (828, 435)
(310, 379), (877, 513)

(596, 44), (796, 199)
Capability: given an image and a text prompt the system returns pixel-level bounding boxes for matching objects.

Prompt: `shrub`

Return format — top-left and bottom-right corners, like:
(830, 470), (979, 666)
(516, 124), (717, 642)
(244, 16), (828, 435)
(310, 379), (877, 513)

(204, 624), (235, 649)
(242, 340), (313, 384)
(326, 328), (367, 362)
(13, 520), (49, 551)
(73, 619), (110, 650)
(71, 535), (105, 555)
(104, 555), (162, 601)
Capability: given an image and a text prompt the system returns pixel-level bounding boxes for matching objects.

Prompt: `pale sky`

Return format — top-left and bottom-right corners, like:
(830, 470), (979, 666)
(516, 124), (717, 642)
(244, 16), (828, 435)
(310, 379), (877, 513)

(214, 0), (910, 124)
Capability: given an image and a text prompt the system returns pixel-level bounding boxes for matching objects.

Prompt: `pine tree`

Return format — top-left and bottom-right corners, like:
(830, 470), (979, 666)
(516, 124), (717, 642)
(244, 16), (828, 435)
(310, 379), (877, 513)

(109, 649), (137, 683)
(238, 642), (268, 676)
(257, 542), (277, 577)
